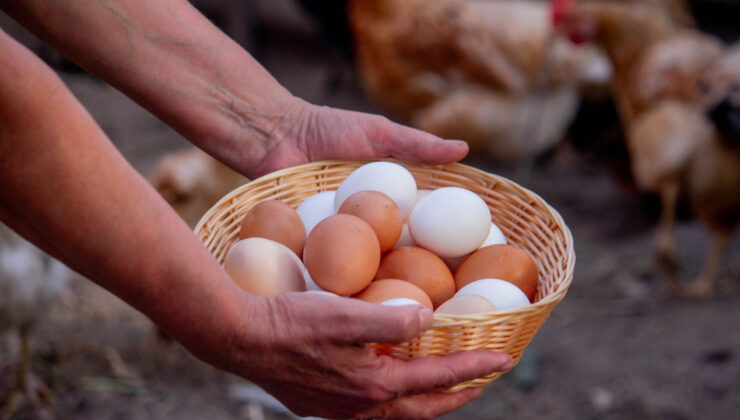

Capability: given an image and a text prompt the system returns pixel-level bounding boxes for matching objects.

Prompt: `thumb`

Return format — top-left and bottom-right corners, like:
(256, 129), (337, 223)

(376, 123), (469, 165)
(320, 298), (434, 344)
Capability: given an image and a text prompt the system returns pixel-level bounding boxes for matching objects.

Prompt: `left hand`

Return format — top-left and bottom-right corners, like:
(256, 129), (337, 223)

(231, 98), (470, 179)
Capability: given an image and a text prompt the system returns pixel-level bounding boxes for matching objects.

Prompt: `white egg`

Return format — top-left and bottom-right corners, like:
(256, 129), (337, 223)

(456, 279), (530, 311)
(334, 162), (417, 219)
(380, 297), (425, 307)
(224, 238), (307, 297)
(481, 222), (507, 247)
(296, 190), (336, 236)
(392, 224), (416, 249)
(404, 189), (432, 223)
(304, 290), (339, 297)
(303, 271), (323, 292)
(408, 187), (491, 258)
(442, 254), (468, 273)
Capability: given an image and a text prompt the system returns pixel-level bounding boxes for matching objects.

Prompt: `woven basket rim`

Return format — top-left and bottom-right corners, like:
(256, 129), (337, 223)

(195, 159), (575, 324)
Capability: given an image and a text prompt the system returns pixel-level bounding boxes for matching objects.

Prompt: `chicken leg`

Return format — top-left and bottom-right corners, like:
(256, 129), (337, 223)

(655, 179), (680, 274)
(676, 230), (730, 298)
(1, 325), (31, 420)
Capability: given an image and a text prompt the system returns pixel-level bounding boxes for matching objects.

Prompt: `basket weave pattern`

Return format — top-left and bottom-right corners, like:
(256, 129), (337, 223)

(195, 160), (575, 391)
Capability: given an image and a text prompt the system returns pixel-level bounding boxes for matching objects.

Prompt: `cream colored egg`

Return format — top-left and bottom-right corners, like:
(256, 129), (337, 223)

(456, 279), (530, 310)
(334, 162), (417, 219)
(408, 187), (491, 258)
(224, 238), (306, 297)
(435, 294), (498, 315)
(296, 191), (337, 236)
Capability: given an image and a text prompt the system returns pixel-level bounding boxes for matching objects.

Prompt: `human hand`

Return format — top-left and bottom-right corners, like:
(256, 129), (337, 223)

(225, 98), (470, 179)
(212, 292), (512, 419)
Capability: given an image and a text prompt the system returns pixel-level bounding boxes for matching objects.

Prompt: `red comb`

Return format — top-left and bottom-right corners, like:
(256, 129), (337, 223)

(552, 0), (577, 26)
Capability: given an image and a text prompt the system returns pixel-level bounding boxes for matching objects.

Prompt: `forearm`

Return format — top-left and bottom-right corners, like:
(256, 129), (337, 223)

(0, 31), (249, 357)
(1, 0), (295, 176)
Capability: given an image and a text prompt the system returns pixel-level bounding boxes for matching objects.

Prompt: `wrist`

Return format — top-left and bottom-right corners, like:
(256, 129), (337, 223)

(209, 87), (303, 177)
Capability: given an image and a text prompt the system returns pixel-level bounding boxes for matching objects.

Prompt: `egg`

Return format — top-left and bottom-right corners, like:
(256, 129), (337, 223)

(304, 290), (339, 297)
(442, 222), (507, 273)
(408, 187), (491, 258)
(435, 294), (498, 315)
(354, 278), (433, 309)
(338, 191), (403, 253)
(380, 298), (426, 307)
(454, 244), (539, 301)
(456, 279), (530, 310)
(404, 189), (431, 223)
(393, 224), (416, 249)
(224, 238), (306, 297)
(239, 200), (306, 257)
(375, 247), (455, 307)
(482, 222), (507, 247)
(296, 191), (336, 236)
(334, 162), (417, 219)
(304, 271), (322, 292)
(303, 214), (380, 296)
(442, 254), (469, 273)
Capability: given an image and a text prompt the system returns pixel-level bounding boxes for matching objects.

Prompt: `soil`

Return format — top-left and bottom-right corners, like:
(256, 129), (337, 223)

(1, 1), (739, 419)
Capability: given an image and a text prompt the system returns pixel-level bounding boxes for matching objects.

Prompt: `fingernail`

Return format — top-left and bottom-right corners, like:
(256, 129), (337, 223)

(418, 308), (434, 331)
(501, 355), (515, 371)
(446, 139), (469, 147)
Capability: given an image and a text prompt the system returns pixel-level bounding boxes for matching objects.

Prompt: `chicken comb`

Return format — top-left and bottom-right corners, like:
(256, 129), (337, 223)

(552, 0), (577, 26)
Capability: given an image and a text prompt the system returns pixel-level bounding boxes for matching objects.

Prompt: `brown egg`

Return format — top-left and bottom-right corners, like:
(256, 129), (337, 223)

(435, 294), (497, 315)
(454, 244), (539, 301)
(224, 238), (306, 297)
(303, 214), (380, 296)
(239, 199), (306, 257)
(375, 247), (455, 308)
(354, 279), (433, 309)
(338, 191), (403, 253)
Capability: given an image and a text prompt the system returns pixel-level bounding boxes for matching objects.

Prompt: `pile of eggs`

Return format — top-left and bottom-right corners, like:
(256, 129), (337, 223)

(224, 162), (538, 315)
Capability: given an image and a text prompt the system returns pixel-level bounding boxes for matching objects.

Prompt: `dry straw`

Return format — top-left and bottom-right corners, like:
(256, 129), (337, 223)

(195, 159), (575, 391)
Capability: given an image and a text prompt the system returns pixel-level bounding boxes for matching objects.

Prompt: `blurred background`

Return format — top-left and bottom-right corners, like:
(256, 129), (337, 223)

(1, 0), (739, 419)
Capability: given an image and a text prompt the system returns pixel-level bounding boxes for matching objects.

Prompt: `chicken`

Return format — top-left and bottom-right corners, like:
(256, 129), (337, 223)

(556, 0), (740, 296)
(0, 223), (68, 419)
(348, 0), (612, 160)
(150, 147), (247, 228)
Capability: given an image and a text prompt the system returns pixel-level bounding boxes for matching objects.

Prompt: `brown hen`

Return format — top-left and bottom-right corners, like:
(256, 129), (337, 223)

(557, 0), (739, 296)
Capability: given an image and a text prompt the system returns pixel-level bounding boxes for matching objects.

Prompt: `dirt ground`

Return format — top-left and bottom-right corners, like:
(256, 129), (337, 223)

(1, 1), (739, 419)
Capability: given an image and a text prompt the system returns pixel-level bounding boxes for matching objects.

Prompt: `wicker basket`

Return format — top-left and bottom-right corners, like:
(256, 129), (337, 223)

(195, 159), (575, 391)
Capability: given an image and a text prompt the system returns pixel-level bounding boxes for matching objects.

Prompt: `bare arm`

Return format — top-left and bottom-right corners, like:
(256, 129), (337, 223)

(1, 0), (469, 179)
(0, 29), (509, 419)
(0, 28), (245, 355)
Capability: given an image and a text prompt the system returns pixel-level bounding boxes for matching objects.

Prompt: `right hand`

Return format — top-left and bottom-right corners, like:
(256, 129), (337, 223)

(216, 292), (513, 419)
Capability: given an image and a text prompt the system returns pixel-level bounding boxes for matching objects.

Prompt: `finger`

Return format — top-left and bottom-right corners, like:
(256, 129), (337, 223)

(314, 297), (435, 344)
(358, 386), (485, 420)
(380, 350), (513, 396)
(375, 122), (469, 165)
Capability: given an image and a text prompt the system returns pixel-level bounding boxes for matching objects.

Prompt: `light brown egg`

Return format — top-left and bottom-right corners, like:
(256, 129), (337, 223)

(354, 279), (433, 309)
(454, 244), (539, 301)
(239, 199), (306, 257)
(435, 294), (497, 315)
(303, 214), (380, 296)
(375, 247), (455, 308)
(338, 190), (403, 253)
(224, 238), (306, 297)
